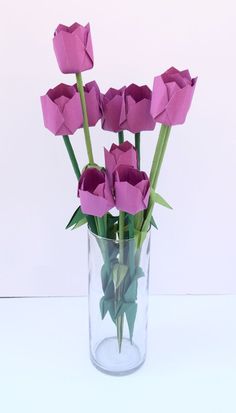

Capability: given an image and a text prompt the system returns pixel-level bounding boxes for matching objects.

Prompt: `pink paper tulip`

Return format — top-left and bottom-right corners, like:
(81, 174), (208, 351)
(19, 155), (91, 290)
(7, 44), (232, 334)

(104, 141), (137, 186)
(83, 81), (102, 126)
(114, 166), (150, 214)
(78, 168), (115, 217)
(53, 23), (94, 74)
(120, 84), (155, 133)
(40, 83), (82, 135)
(101, 87), (125, 132)
(151, 67), (197, 126)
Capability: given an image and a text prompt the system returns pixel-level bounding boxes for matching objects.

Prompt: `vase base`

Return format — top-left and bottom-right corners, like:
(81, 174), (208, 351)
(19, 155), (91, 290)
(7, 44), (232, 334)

(90, 336), (145, 376)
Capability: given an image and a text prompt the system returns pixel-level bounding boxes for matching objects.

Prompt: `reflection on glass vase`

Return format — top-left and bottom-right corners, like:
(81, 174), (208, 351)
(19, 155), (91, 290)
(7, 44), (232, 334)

(88, 228), (151, 376)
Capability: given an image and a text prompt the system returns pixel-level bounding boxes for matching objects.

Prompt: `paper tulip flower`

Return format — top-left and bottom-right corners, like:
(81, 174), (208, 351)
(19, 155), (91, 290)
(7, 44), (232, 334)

(114, 165), (150, 214)
(120, 84), (155, 133)
(150, 67), (197, 126)
(53, 23), (94, 74)
(40, 83), (82, 135)
(104, 141), (137, 186)
(102, 87), (125, 132)
(78, 168), (115, 217)
(83, 81), (102, 126)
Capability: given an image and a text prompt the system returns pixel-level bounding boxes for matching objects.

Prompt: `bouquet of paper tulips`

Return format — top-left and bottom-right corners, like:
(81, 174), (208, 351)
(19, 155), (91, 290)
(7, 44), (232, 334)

(41, 22), (197, 351)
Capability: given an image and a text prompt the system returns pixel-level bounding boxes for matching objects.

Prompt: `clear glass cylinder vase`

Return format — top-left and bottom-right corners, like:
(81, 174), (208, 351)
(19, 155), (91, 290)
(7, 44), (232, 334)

(88, 228), (151, 376)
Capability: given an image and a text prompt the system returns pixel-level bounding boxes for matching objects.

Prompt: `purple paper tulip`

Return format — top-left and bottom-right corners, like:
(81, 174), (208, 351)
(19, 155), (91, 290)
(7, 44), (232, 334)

(40, 83), (82, 136)
(120, 84), (155, 133)
(101, 87), (125, 132)
(114, 165), (150, 214)
(104, 141), (137, 186)
(53, 23), (94, 74)
(83, 81), (102, 126)
(151, 67), (197, 126)
(78, 168), (115, 217)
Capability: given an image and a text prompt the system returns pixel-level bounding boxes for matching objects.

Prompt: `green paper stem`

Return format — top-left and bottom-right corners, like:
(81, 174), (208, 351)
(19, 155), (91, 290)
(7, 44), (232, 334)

(128, 214), (135, 283)
(96, 216), (106, 237)
(117, 210), (125, 352)
(118, 131), (124, 144)
(135, 132), (141, 169)
(76, 72), (94, 165)
(152, 126), (171, 188)
(63, 135), (81, 180)
(149, 125), (171, 188)
(142, 125), (171, 234)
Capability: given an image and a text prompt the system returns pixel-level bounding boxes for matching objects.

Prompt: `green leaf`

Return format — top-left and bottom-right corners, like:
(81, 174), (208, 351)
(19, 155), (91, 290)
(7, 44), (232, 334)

(135, 267), (145, 279)
(134, 229), (147, 249)
(104, 279), (115, 299)
(150, 215), (158, 229)
(115, 302), (137, 341)
(73, 217), (87, 229)
(112, 263), (128, 289)
(124, 279), (138, 302)
(66, 206), (86, 229)
(101, 264), (109, 292)
(108, 301), (116, 323)
(125, 302), (137, 341)
(99, 297), (114, 320)
(134, 211), (144, 231)
(151, 190), (173, 209)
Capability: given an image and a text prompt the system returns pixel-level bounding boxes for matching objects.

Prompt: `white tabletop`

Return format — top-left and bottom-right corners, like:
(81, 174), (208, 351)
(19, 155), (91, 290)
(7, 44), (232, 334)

(0, 295), (235, 413)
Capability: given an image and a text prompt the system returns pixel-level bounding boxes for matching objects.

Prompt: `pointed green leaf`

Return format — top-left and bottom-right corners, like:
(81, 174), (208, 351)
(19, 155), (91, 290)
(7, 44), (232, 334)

(115, 302), (138, 341)
(66, 206), (86, 229)
(99, 297), (114, 320)
(151, 190), (173, 209)
(104, 279), (115, 299)
(134, 229), (147, 249)
(112, 263), (128, 289)
(72, 217), (87, 229)
(135, 267), (145, 279)
(125, 302), (137, 341)
(101, 264), (109, 292)
(124, 279), (138, 302)
(115, 301), (129, 318)
(150, 215), (158, 229)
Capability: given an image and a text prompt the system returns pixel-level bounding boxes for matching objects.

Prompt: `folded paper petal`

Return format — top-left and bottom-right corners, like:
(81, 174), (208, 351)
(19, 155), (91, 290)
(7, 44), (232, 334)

(114, 165), (150, 214)
(151, 67), (197, 126)
(102, 88), (125, 132)
(79, 190), (114, 217)
(40, 83), (82, 136)
(104, 141), (137, 186)
(120, 84), (155, 133)
(78, 168), (114, 217)
(53, 23), (94, 74)
(84, 81), (102, 126)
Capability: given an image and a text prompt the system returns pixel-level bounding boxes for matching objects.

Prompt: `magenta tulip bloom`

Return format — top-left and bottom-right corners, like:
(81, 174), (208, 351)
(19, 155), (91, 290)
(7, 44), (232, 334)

(104, 141), (137, 186)
(78, 168), (115, 217)
(114, 166), (150, 214)
(120, 84), (155, 133)
(101, 87), (125, 132)
(151, 67), (197, 126)
(53, 23), (94, 74)
(40, 83), (82, 136)
(83, 81), (102, 126)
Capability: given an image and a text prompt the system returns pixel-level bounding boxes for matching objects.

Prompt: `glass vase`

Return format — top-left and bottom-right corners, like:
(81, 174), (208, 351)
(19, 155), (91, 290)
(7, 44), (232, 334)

(88, 228), (151, 376)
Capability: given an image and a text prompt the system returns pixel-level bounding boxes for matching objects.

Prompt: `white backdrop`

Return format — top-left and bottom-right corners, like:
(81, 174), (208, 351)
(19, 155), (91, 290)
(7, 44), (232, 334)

(0, 0), (235, 296)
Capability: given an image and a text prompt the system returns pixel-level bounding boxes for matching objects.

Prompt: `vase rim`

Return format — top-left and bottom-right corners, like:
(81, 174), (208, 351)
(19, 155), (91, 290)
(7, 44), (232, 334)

(87, 225), (151, 243)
